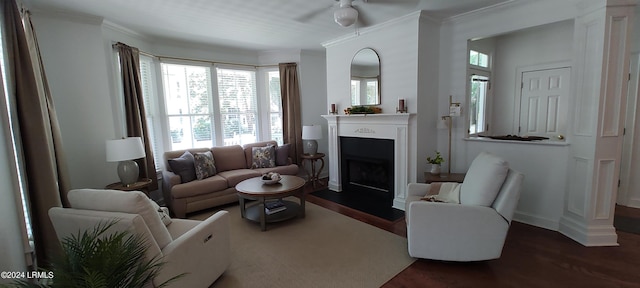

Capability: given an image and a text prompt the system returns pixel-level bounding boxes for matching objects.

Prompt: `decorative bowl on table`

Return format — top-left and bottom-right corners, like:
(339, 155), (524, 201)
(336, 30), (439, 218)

(261, 172), (281, 185)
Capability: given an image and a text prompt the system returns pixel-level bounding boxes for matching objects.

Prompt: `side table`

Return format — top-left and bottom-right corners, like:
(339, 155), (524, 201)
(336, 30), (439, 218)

(106, 178), (153, 196)
(424, 173), (465, 184)
(300, 153), (325, 188)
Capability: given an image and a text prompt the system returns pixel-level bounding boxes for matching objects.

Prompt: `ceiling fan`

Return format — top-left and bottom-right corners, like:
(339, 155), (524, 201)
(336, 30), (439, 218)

(333, 0), (361, 27)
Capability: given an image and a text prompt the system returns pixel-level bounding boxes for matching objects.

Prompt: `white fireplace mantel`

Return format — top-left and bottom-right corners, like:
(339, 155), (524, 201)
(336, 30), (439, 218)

(322, 113), (414, 210)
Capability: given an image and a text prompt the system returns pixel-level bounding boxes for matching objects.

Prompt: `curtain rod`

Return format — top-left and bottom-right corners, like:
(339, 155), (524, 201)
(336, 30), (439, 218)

(112, 43), (278, 68)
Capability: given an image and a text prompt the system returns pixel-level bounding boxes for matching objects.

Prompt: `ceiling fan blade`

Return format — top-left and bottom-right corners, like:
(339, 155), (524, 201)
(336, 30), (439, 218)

(364, 0), (419, 8)
(294, 3), (336, 23)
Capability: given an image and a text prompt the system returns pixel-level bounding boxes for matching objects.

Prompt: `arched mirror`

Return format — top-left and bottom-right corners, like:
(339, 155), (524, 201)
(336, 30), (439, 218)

(351, 48), (380, 106)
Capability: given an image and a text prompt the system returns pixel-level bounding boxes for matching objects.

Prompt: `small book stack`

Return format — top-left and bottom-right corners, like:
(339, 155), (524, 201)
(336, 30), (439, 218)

(265, 200), (287, 215)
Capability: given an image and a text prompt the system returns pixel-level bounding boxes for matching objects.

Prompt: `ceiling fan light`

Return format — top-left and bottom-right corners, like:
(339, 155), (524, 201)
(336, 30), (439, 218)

(334, 7), (358, 27)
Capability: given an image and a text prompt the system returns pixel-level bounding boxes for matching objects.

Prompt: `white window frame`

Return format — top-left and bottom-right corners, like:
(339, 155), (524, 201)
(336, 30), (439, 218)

(139, 55), (164, 170)
(155, 60), (279, 151)
(257, 67), (283, 145)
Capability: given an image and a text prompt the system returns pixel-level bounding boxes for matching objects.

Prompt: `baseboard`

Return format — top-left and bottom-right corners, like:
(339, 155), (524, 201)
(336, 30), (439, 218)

(558, 216), (619, 247)
(393, 198), (406, 211)
(627, 198), (640, 208)
(512, 211), (559, 231)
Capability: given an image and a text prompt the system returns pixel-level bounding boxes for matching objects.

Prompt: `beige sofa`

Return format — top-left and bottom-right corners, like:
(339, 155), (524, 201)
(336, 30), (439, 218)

(162, 141), (299, 218)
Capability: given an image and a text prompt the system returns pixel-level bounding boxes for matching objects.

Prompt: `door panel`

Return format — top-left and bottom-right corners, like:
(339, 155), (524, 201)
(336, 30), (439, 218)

(519, 67), (570, 137)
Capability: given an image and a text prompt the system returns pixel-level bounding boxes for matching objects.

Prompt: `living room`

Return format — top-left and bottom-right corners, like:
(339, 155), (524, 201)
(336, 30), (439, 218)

(1, 0), (639, 286)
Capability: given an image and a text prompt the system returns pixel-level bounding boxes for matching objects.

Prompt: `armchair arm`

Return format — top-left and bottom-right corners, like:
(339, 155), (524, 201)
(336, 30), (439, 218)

(155, 211), (230, 288)
(161, 170), (181, 211)
(406, 201), (509, 261)
(407, 183), (432, 197)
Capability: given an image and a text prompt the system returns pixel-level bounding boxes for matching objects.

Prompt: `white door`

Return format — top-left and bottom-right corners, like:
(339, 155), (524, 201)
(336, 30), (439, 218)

(519, 67), (571, 137)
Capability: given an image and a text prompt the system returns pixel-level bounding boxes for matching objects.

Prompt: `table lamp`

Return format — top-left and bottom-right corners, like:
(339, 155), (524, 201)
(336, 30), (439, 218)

(106, 137), (146, 187)
(302, 125), (322, 156)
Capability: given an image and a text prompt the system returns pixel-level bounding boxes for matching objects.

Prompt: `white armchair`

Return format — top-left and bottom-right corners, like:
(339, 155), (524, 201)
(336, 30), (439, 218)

(48, 189), (230, 288)
(405, 152), (523, 261)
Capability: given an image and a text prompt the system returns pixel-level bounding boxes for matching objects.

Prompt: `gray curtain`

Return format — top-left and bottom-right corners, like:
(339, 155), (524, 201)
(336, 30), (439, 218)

(115, 42), (158, 191)
(279, 63), (303, 165)
(2, 0), (71, 266)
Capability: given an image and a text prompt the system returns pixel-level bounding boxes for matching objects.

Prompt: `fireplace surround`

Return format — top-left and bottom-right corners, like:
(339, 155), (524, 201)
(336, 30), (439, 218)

(322, 113), (413, 210)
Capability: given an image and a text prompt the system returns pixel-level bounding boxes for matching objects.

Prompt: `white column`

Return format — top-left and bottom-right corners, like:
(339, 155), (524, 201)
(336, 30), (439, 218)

(559, 0), (636, 246)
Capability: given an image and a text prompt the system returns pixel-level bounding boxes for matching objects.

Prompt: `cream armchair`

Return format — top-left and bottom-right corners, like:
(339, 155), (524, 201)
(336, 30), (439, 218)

(48, 189), (230, 288)
(405, 152), (523, 261)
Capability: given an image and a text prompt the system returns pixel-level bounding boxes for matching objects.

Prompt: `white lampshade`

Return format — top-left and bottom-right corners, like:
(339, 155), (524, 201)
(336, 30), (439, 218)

(334, 6), (358, 27)
(302, 125), (322, 140)
(106, 137), (146, 162)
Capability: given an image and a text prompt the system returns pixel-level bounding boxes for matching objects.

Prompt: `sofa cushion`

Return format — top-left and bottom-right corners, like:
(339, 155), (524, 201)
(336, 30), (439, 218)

(194, 151), (217, 180)
(460, 152), (509, 206)
(168, 151), (196, 183)
(217, 169), (261, 187)
(275, 143), (291, 166)
(243, 141), (278, 168)
(254, 164), (299, 176)
(251, 145), (276, 168)
(67, 189), (173, 249)
(212, 145), (246, 172)
(171, 175), (229, 199)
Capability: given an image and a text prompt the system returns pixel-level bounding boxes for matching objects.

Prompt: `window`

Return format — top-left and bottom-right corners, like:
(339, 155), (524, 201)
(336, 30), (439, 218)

(351, 80), (360, 105)
(139, 56), (162, 170)
(217, 67), (257, 146)
(469, 50), (489, 68)
(469, 73), (490, 135)
(159, 62), (282, 150)
(161, 63), (214, 150)
(351, 78), (378, 106)
(266, 70), (283, 145)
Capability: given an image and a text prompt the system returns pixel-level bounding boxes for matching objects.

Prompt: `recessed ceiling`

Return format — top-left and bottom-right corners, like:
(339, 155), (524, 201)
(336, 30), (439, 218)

(23, 0), (512, 51)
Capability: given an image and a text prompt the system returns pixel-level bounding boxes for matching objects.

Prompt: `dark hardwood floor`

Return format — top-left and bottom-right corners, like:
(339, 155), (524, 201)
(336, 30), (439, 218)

(304, 180), (640, 288)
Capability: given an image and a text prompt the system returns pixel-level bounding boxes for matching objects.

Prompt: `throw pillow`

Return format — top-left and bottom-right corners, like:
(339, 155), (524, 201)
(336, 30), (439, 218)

(275, 143), (291, 166)
(194, 151), (216, 180)
(420, 182), (460, 203)
(251, 145), (276, 168)
(168, 151), (196, 183)
(460, 152), (509, 206)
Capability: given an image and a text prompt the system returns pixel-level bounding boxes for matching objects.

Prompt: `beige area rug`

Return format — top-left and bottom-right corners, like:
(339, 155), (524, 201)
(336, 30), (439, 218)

(190, 200), (415, 288)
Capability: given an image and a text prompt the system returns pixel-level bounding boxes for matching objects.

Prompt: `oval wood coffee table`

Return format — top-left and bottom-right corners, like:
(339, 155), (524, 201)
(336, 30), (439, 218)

(236, 175), (306, 231)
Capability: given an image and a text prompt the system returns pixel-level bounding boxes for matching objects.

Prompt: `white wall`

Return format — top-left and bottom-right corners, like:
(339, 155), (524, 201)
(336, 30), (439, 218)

(30, 9), (326, 190)
(32, 12), (118, 189)
(324, 11), (440, 185)
(618, 7), (640, 207)
(491, 20), (574, 135)
(465, 140), (570, 230)
(299, 50), (328, 177)
(439, 0), (578, 229)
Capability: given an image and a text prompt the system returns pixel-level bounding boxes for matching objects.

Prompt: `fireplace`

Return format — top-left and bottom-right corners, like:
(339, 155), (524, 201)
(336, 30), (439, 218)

(340, 137), (394, 200)
(322, 113), (413, 210)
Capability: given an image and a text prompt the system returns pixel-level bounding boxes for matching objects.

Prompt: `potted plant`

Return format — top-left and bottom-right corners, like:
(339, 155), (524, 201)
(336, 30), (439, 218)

(11, 221), (183, 288)
(427, 151), (444, 175)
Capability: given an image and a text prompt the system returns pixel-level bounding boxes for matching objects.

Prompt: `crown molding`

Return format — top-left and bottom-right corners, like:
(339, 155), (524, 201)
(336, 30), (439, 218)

(29, 7), (103, 25)
(102, 20), (150, 41)
(443, 0), (519, 24)
(322, 10), (423, 48)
